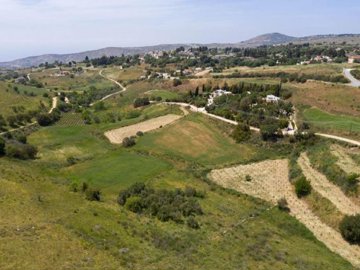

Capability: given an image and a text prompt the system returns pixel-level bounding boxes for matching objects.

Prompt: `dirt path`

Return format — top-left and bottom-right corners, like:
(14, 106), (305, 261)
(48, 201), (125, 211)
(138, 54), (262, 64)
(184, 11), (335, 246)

(316, 133), (360, 147)
(48, 97), (58, 114)
(298, 153), (360, 216)
(105, 114), (184, 144)
(90, 70), (127, 106)
(343, 68), (360, 87)
(330, 145), (360, 175)
(209, 160), (360, 268)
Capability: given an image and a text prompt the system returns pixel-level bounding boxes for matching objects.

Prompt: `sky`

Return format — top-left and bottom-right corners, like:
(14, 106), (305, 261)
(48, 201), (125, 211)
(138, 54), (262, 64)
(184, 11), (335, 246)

(0, 0), (359, 61)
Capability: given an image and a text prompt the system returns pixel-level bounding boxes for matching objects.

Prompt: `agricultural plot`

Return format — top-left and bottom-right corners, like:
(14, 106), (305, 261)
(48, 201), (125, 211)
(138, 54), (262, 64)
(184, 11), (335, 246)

(298, 153), (360, 216)
(330, 145), (360, 175)
(105, 114), (183, 144)
(55, 112), (85, 127)
(209, 160), (360, 267)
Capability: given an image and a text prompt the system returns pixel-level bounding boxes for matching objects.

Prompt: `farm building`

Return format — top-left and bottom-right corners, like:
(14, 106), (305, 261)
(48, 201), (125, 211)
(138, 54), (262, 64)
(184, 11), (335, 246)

(265, 95), (281, 103)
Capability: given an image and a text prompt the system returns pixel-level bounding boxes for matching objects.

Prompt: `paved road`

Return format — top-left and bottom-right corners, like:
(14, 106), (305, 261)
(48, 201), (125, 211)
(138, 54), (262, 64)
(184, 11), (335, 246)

(343, 68), (360, 87)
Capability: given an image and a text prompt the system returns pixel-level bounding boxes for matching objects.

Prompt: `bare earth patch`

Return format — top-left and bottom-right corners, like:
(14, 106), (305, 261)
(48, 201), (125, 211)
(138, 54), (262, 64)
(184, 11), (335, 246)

(298, 153), (360, 216)
(105, 114), (183, 144)
(209, 159), (360, 268)
(330, 144), (360, 175)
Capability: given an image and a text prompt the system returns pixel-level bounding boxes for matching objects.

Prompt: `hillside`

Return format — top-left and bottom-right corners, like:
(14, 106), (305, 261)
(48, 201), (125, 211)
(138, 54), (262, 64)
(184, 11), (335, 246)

(1, 33), (360, 68)
(237, 32), (296, 46)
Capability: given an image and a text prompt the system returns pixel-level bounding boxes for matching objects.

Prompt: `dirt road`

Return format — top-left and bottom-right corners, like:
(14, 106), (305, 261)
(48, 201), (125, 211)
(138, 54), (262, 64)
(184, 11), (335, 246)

(90, 70), (127, 106)
(343, 68), (360, 87)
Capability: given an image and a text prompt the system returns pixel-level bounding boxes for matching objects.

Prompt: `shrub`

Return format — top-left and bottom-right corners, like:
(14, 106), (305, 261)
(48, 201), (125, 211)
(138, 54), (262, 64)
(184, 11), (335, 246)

(187, 216), (200, 229)
(125, 196), (143, 213)
(0, 137), (5, 156)
(173, 79), (182, 87)
(136, 131), (144, 137)
(5, 142), (37, 160)
(295, 177), (312, 198)
(231, 122), (251, 142)
(133, 97), (150, 108)
(118, 183), (204, 224)
(245, 175), (252, 182)
(85, 188), (101, 201)
(277, 198), (290, 212)
(340, 215), (360, 244)
(122, 137), (136, 148)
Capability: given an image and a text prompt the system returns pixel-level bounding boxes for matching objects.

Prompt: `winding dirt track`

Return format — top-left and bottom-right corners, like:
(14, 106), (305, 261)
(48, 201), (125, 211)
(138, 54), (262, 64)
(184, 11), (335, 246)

(209, 160), (360, 268)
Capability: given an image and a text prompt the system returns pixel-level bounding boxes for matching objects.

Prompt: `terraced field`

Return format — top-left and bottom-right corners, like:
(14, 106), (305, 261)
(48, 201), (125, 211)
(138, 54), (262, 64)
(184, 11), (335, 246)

(209, 159), (360, 267)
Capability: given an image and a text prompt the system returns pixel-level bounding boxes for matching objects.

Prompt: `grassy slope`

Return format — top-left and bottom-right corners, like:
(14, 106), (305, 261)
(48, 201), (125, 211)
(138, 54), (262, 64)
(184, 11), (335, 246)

(0, 81), (49, 117)
(302, 107), (360, 135)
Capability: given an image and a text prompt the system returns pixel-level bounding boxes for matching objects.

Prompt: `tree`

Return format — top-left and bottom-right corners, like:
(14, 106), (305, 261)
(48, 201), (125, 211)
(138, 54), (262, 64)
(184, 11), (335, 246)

(295, 177), (312, 198)
(260, 123), (279, 141)
(231, 122), (251, 142)
(340, 215), (360, 244)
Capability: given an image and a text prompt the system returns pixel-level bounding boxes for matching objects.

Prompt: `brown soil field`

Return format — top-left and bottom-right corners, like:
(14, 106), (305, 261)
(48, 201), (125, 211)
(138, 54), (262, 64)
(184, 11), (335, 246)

(105, 114), (183, 144)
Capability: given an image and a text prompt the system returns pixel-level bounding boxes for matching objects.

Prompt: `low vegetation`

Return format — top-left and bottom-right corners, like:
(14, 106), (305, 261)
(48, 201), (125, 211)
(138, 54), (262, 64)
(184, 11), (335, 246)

(340, 215), (360, 244)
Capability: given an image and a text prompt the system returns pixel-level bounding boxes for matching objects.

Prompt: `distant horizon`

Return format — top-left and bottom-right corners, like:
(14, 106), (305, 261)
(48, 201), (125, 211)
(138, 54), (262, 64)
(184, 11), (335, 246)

(2, 32), (360, 63)
(1, 0), (359, 61)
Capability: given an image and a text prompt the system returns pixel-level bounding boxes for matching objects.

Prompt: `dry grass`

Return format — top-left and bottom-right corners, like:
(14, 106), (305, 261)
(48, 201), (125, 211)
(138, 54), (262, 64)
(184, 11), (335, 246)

(290, 81), (360, 117)
(298, 153), (360, 216)
(330, 145), (360, 175)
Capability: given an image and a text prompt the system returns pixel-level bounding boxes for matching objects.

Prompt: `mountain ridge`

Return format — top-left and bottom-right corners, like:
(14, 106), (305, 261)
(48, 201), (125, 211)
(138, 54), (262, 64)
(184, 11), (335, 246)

(2, 33), (360, 68)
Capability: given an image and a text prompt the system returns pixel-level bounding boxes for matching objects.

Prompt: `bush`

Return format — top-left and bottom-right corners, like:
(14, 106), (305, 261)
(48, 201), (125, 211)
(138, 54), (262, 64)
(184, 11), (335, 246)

(122, 137), (136, 148)
(340, 215), (360, 244)
(5, 142), (37, 160)
(295, 177), (312, 198)
(136, 131), (144, 137)
(85, 188), (101, 201)
(0, 137), (5, 156)
(133, 97), (150, 108)
(277, 198), (290, 212)
(173, 79), (182, 87)
(118, 183), (204, 224)
(187, 216), (200, 229)
(231, 122), (251, 142)
(125, 196), (143, 213)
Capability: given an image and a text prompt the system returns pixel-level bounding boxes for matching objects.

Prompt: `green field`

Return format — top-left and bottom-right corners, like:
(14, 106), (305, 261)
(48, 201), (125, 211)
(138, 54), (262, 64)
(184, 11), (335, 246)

(303, 107), (360, 134)
(0, 81), (49, 117)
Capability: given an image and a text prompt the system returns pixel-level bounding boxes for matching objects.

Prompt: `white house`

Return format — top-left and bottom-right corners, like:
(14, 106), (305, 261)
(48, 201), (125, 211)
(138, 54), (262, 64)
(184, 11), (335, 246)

(207, 89), (232, 106)
(348, 56), (360, 64)
(266, 95), (281, 103)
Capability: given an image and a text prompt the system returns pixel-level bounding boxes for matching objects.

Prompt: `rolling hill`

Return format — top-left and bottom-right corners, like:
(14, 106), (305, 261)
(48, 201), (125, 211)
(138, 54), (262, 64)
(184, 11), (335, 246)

(1, 33), (359, 68)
